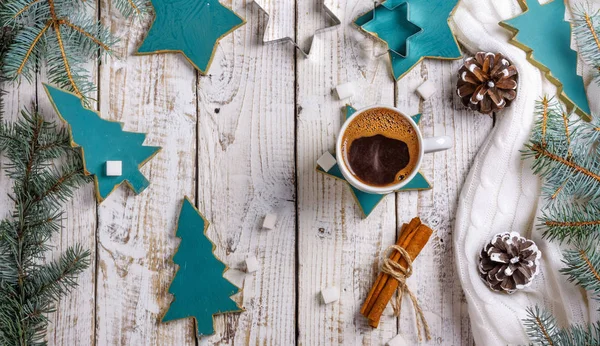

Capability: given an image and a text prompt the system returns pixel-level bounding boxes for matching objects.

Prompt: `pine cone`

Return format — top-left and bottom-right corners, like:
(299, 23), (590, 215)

(457, 52), (518, 114)
(478, 232), (541, 294)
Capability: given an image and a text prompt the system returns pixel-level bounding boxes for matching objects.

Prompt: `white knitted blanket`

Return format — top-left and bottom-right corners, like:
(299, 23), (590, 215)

(450, 0), (600, 344)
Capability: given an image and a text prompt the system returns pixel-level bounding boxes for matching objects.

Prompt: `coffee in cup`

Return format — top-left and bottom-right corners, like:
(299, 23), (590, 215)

(340, 107), (420, 188)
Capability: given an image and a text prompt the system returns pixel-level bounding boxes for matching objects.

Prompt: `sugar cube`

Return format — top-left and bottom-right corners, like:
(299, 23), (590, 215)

(105, 160), (122, 177)
(262, 213), (277, 230)
(335, 82), (356, 100)
(359, 41), (375, 59)
(317, 151), (336, 172)
(320, 286), (340, 304)
(386, 334), (409, 346)
(245, 256), (260, 273)
(416, 80), (436, 100)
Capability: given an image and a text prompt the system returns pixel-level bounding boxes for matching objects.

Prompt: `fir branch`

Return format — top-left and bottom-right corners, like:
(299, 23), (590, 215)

(541, 96), (550, 147)
(540, 201), (600, 243)
(524, 306), (600, 346)
(561, 240), (600, 297)
(58, 19), (111, 51)
(11, 0), (44, 18)
(16, 23), (52, 76)
(526, 142), (600, 202)
(523, 95), (600, 343)
(0, 25), (15, 117)
(0, 108), (92, 345)
(561, 110), (572, 159)
(529, 97), (577, 151)
(550, 178), (569, 200)
(524, 98), (600, 204)
(573, 8), (600, 81)
(580, 118), (600, 152)
(523, 13), (600, 336)
(114, 0), (150, 19)
(0, 0), (118, 98)
(524, 306), (559, 346)
(25, 244), (90, 304)
(53, 19), (81, 96)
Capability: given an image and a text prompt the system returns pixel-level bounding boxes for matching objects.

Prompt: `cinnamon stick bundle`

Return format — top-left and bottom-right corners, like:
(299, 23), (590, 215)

(361, 217), (433, 327)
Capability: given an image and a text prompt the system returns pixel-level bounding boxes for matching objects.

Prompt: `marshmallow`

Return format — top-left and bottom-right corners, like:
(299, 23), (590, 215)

(320, 286), (340, 304)
(262, 213), (277, 230)
(317, 151), (337, 172)
(105, 161), (122, 176)
(335, 82), (356, 100)
(245, 256), (260, 273)
(386, 334), (409, 346)
(416, 80), (437, 100)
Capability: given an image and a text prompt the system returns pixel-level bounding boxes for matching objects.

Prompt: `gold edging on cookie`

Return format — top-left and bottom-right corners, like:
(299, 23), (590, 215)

(353, 0), (463, 81)
(134, 1), (246, 75)
(159, 196), (244, 339)
(43, 84), (162, 203)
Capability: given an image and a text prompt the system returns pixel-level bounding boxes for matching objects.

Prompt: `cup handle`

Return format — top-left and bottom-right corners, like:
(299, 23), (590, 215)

(423, 136), (453, 154)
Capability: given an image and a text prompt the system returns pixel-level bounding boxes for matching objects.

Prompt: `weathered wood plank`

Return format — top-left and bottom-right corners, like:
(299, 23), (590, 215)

(296, 1), (398, 345)
(394, 59), (491, 345)
(95, 6), (198, 345)
(196, 1), (296, 344)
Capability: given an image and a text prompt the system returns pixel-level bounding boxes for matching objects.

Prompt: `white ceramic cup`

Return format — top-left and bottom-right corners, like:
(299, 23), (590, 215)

(336, 105), (453, 194)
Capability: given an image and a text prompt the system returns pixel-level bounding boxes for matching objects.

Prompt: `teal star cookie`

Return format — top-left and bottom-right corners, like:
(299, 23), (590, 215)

(316, 106), (432, 217)
(137, 0), (245, 74)
(360, 2), (421, 57)
(355, 0), (462, 80)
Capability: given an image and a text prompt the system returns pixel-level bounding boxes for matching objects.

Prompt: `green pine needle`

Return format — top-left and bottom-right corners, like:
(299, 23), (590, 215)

(0, 25), (14, 117)
(561, 240), (600, 296)
(114, 0), (150, 18)
(523, 91), (600, 343)
(573, 8), (600, 82)
(523, 98), (600, 205)
(541, 203), (600, 243)
(524, 306), (560, 345)
(0, 0), (118, 99)
(524, 306), (600, 346)
(0, 108), (92, 346)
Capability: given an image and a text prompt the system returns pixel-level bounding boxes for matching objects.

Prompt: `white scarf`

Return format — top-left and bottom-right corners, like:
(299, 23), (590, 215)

(451, 0), (600, 344)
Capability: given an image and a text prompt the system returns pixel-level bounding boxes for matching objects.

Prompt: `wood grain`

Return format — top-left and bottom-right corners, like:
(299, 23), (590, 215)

(394, 60), (492, 345)
(94, 5), (197, 345)
(0, 0), (492, 344)
(196, 0), (296, 345)
(296, 0), (398, 345)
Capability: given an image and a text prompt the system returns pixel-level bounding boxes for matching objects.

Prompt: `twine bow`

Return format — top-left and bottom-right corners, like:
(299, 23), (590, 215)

(381, 244), (431, 341)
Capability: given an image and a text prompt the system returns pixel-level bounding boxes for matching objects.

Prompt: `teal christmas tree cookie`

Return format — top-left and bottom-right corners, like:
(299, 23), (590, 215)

(316, 106), (432, 217)
(500, 0), (591, 119)
(44, 84), (161, 202)
(163, 197), (243, 337)
(355, 0), (462, 80)
(137, 0), (245, 74)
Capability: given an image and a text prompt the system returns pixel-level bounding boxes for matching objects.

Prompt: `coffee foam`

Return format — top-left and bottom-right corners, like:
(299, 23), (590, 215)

(341, 107), (420, 187)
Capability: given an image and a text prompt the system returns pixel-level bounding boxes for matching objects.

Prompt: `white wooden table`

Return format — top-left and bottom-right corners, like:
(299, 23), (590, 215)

(1, 0), (492, 344)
